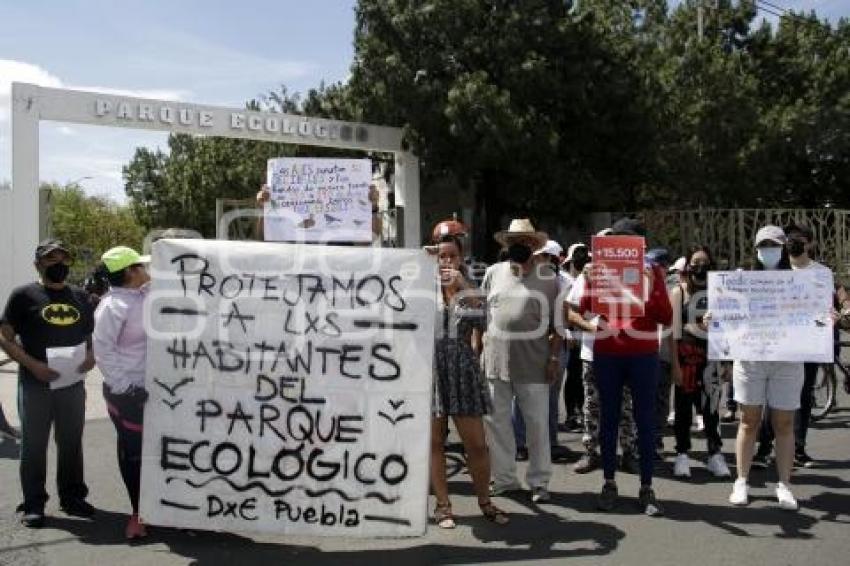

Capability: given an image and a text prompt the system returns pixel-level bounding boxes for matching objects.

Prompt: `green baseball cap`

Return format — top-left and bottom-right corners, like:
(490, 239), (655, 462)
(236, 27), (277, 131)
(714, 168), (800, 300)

(101, 246), (150, 273)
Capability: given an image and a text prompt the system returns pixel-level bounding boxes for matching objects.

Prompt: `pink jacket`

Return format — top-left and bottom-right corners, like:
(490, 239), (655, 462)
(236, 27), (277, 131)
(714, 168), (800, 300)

(93, 284), (148, 393)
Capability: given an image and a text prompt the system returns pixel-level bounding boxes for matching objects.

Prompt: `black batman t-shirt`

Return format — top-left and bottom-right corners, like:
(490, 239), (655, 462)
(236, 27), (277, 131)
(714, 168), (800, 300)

(1, 283), (94, 385)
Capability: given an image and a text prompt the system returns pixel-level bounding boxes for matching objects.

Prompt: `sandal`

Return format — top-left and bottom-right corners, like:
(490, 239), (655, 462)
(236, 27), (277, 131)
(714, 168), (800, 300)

(479, 501), (509, 525)
(434, 502), (456, 529)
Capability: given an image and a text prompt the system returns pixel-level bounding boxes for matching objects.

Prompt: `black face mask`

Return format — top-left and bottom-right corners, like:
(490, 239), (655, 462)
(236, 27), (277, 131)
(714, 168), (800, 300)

(573, 257), (590, 272)
(44, 262), (70, 284)
(689, 264), (709, 285)
(507, 243), (533, 264)
(787, 239), (806, 258)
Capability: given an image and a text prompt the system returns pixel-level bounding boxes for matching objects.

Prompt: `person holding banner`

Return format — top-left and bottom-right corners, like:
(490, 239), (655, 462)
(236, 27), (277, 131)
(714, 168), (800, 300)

(571, 218), (673, 516)
(566, 261), (639, 476)
(93, 246), (151, 539)
(482, 219), (562, 504)
(430, 234), (508, 528)
(726, 225), (803, 510)
(667, 246), (730, 479)
(751, 222), (833, 470)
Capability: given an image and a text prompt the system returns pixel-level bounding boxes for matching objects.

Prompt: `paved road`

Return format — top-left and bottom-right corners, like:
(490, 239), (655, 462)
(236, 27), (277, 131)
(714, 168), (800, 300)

(1, 363), (849, 566)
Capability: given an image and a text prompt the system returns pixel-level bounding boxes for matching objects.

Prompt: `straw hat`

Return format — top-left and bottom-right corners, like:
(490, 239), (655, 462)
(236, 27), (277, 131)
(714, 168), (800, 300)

(494, 218), (548, 248)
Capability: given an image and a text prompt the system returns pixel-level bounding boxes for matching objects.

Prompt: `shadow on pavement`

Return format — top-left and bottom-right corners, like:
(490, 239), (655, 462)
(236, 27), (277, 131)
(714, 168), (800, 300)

(791, 471), (850, 489)
(661, 498), (818, 538)
(39, 509), (141, 546)
(313, 517), (620, 566)
(32, 510), (317, 563)
(545, 490), (817, 539)
(29, 498), (625, 566)
(804, 492), (850, 524)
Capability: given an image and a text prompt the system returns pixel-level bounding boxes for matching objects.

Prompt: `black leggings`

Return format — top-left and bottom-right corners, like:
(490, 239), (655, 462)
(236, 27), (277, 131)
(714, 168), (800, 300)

(674, 386), (721, 456)
(103, 385), (146, 513)
(564, 345), (584, 418)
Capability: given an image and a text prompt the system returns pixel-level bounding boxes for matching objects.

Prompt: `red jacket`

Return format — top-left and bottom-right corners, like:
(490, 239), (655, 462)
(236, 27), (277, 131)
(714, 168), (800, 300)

(579, 265), (673, 356)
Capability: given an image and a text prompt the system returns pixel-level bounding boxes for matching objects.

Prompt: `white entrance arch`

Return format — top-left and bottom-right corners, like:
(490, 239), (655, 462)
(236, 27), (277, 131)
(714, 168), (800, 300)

(2, 82), (420, 301)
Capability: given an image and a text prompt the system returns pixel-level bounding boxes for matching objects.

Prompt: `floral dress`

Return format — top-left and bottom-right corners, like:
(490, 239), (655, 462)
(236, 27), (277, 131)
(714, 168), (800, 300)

(432, 290), (491, 417)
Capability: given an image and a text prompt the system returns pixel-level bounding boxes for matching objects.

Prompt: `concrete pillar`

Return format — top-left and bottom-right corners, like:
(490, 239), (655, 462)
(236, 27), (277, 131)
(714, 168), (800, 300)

(4, 83), (40, 300)
(395, 151), (421, 247)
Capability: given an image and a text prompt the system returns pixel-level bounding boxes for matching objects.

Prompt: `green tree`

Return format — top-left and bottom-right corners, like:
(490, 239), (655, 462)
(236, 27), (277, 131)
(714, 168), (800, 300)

(653, 0), (764, 207)
(124, 135), (298, 237)
(47, 183), (145, 284)
(748, 13), (850, 207)
(348, 0), (660, 254)
(120, 0), (850, 251)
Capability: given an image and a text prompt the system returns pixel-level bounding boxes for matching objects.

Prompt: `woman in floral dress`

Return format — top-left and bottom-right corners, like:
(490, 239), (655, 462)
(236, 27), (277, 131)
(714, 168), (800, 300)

(430, 234), (508, 528)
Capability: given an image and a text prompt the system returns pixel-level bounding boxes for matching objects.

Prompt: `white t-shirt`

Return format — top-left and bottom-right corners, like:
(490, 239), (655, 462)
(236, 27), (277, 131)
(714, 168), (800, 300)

(566, 274), (597, 362)
(792, 259), (829, 272)
(560, 271), (575, 293)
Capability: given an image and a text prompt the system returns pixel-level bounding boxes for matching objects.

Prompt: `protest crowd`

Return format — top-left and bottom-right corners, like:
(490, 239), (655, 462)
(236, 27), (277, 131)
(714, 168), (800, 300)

(1, 210), (849, 540)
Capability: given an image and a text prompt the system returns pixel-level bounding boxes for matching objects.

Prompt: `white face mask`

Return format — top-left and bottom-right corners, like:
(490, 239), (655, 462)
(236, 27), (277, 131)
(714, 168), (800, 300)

(757, 247), (782, 269)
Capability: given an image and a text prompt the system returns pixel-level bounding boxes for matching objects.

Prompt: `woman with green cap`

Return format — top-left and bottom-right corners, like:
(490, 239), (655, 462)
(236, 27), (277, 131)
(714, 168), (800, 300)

(93, 246), (150, 539)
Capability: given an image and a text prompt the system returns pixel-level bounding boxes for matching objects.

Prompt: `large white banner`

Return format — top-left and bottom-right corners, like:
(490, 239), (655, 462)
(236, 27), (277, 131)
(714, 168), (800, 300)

(140, 239), (436, 536)
(264, 158), (373, 243)
(707, 269), (834, 362)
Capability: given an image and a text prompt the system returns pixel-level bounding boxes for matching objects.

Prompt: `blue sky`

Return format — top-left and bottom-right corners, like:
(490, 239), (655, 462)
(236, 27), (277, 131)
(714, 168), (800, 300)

(0, 0), (357, 200)
(1, 0), (847, 202)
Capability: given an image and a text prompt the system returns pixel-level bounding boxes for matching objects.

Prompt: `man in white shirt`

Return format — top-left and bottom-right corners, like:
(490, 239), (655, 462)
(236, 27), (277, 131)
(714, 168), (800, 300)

(562, 243), (591, 432)
(512, 240), (572, 463)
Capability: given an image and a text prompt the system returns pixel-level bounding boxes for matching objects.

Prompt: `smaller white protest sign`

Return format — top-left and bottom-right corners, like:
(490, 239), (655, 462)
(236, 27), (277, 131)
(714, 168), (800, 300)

(708, 269), (834, 362)
(264, 158), (373, 243)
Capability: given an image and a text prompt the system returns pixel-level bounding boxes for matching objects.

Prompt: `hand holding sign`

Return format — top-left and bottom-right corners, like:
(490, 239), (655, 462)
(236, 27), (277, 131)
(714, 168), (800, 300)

(264, 158), (373, 243)
(590, 236), (646, 319)
(140, 239), (436, 537)
(29, 361), (59, 384)
(256, 185), (270, 205)
(707, 270), (834, 362)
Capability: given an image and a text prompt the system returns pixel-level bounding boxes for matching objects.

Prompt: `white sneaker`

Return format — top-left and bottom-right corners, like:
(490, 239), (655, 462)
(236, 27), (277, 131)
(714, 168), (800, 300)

(531, 486), (551, 503)
(673, 453), (691, 478)
(667, 411), (675, 426)
(707, 453), (732, 478)
(775, 482), (798, 511)
(729, 478), (749, 505)
(694, 415), (705, 432)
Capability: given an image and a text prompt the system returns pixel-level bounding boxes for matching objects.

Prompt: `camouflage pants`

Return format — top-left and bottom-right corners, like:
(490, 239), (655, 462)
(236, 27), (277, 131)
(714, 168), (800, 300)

(581, 361), (637, 454)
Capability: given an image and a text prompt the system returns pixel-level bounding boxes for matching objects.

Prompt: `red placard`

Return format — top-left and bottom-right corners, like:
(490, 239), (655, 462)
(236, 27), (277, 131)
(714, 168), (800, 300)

(590, 235), (646, 319)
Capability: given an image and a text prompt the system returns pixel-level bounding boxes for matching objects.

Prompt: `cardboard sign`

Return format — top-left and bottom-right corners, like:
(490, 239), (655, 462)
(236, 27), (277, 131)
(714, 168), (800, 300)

(264, 158), (372, 243)
(708, 269), (834, 362)
(140, 239), (436, 536)
(590, 236), (646, 319)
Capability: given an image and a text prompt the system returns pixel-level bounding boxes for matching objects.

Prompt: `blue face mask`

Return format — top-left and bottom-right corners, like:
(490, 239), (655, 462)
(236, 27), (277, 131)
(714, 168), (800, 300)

(757, 247), (782, 269)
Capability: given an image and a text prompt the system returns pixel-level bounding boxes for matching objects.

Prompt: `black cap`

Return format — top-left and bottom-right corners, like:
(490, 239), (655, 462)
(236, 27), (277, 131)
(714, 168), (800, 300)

(610, 217), (646, 237)
(35, 238), (70, 260)
(784, 222), (813, 241)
